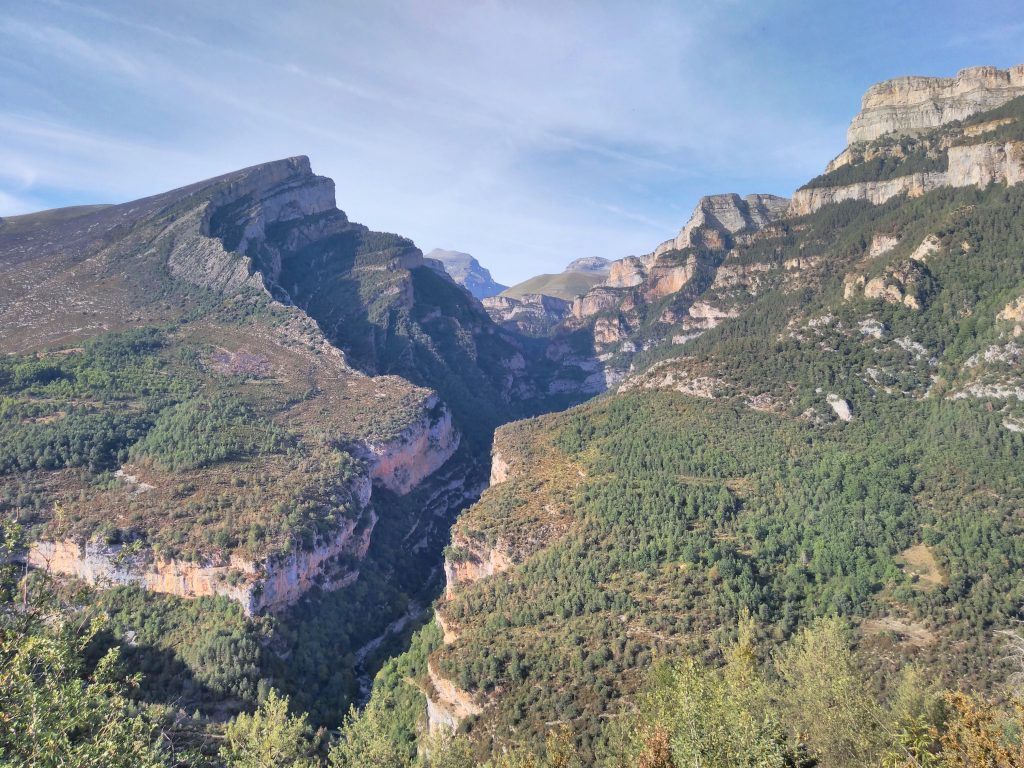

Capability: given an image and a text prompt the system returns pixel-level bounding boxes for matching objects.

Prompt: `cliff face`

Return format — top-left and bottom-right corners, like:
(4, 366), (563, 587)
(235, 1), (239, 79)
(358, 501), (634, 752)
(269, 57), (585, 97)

(361, 396), (460, 495)
(27, 392), (461, 614)
(847, 65), (1024, 143)
(791, 141), (1024, 215)
(482, 293), (571, 337)
(563, 192), (789, 366)
(426, 249), (507, 299)
(790, 171), (946, 215)
(653, 193), (790, 258)
(443, 538), (512, 600)
(28, 483), (374, 616)
(424, 659), (482, 734)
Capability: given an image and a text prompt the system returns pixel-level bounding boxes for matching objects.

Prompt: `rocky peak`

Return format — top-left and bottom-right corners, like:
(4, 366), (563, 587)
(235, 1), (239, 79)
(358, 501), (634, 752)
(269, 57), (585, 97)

(564, 256), (611, 274)
(426, 249), (507, 299)
(654, 193), (789, 257)
(847, 64), (1024, 144)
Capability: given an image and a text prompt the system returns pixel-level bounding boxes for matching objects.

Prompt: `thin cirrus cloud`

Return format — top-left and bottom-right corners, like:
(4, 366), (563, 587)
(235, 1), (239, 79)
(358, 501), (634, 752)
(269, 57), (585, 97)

(1, 0), (1021, 284)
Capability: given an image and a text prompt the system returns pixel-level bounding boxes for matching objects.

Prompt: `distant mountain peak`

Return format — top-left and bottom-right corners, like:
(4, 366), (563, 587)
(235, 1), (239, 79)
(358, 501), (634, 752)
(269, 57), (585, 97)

(426, 248), (507, 299)
(564, 257), (610, 274)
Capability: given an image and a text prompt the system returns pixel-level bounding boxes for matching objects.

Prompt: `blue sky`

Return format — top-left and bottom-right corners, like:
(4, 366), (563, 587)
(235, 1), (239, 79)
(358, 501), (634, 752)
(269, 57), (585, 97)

(1, 1), (1021, 285)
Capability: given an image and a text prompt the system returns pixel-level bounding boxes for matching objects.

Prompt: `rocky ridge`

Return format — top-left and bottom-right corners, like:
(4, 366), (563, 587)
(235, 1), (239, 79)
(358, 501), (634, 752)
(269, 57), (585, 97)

(426, 249), (507, 299)
(481, 292), (571, 337)
(791, 140), (1024, 215)
(847, 65), (1024, 144)
(4, 157), (481, 614)
(561, 192), (790, 366)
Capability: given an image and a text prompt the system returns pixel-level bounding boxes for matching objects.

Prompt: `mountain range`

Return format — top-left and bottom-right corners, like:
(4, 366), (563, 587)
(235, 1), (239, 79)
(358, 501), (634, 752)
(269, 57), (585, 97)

(3, 63), (1024, 767)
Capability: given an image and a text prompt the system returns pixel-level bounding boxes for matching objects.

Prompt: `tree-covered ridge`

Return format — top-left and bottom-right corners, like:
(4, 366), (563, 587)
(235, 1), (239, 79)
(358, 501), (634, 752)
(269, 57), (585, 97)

(427, 388), (1023, 759)
(0, 321), (429, 563)
(9, 555), (1024, 768)
(632, 181), (1024, 420)
(409, 175), (1024, 761)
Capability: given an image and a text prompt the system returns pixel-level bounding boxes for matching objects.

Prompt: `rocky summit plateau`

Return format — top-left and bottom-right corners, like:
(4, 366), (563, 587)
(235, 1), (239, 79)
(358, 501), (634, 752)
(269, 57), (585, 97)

(5, 53), (1024, 768)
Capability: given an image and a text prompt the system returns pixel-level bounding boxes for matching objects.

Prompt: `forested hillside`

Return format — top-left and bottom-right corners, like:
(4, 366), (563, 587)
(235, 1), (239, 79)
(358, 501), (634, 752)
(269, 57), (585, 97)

(5, 67), (1024, 768)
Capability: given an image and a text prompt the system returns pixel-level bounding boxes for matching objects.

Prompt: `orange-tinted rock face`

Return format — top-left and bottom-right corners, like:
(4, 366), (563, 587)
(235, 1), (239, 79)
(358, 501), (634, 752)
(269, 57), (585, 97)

(435, 610), (459, 645)
(364, 395), (459, 495)
(644, 257), (697, 301)
(572, 287), (622, 320)
(28, 503), (377, 615)
(28, 539), (260, 612)
(443, 539), (512, 600)
(26, 392), (460, 613)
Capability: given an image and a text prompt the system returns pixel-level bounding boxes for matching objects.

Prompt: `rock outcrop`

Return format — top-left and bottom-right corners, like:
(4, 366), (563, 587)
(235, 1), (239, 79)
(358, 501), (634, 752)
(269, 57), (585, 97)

(427, 249), (507, 299)
(29, 489), (375, 615)
(482, 293), (571, 337)
(844, 259), (931, 310)
(568, 193), (788, 333)
(847, 65), (1024, 144)
(791, 141), (1024, 215)
(564, 256), (611, 274)
(653, 194), (790, 258)
(360, 396), (460, 495)
(489, 450), (511, 485)
(443, 537), (512, 600)
(790, 171), (946, 215)
(425, 660), (482, 734)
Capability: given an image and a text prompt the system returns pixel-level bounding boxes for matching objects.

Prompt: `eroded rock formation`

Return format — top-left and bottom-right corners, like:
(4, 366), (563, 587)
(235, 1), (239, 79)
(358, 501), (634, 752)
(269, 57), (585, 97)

(791, 141), (1024, 215)
(28, 391), (462, 614)
(847, 65), (1024, 144)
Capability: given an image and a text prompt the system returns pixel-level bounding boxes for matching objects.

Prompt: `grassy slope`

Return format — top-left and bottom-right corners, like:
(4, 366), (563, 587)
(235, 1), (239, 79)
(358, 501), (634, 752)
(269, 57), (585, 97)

(501, 271), (606, 301)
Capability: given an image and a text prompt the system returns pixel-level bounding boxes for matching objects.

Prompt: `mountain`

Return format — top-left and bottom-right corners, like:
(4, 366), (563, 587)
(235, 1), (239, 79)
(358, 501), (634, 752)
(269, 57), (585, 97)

(847, 64), (1024, 144)
(7, 63), (1024, 767)
(0, 156), (589, 727)
(500, 270), (606, 301)
(364, 68), (1024, 762)
(425, 248), (507, 299)
(564, 256), (611, 274)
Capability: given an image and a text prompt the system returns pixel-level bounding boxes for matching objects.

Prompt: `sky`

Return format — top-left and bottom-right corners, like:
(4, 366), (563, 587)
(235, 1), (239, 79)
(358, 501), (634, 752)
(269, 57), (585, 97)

(1, 1), (1022, 285)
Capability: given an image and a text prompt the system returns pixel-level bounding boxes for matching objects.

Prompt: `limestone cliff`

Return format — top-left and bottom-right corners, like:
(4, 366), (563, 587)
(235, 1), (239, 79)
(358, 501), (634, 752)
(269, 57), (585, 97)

(566, 192), (788, 357)
(443, 536), (512, 600)
(27, 393), (460, 613)
(847, 65), (1024, 144)
(424, 659), (482, 734)
(482, 293), (571, 337)
(29, 481), (374, 616)
(359, 396), (460, 495)
(790, 171), (946, 216)
(791, 141), (1024, 215)
(653, 194), (789, 258)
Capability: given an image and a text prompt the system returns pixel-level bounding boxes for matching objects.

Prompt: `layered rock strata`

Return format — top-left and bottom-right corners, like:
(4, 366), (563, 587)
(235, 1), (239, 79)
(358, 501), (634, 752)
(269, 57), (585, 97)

(847, 65), (1024, 144)
(790, 141), (1024, 216)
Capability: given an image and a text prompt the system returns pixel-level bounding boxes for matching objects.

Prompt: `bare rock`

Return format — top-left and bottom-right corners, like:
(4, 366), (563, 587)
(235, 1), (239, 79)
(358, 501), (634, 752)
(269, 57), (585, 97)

(848, 65), (1024, 144)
